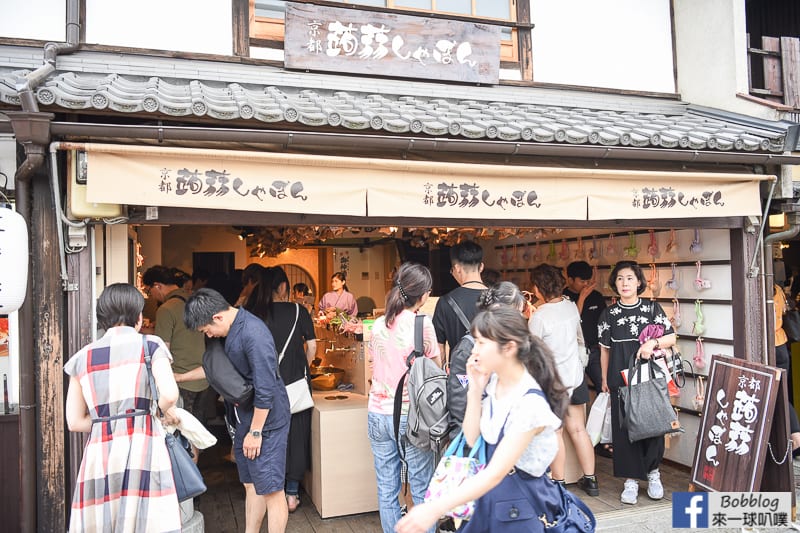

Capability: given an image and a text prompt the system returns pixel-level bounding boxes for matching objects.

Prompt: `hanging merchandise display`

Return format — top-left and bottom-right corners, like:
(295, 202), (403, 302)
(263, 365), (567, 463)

(666, 228), (678, 253)
(693, 337), (706, 369)
(666, 263), (679, 291)
(624, 231), (639, 258)
(648, 263), (662, 297)
(588, 236), (599, 261)
(522, 243), (532, 265)
(575, 237), (584, 260)
(547, 240), (557, 262)
(559, 239), (570, 262)
(533, 240), (543, 262)
(694, 261), (712, 291)
(692, 300), (706, 336)
(690, 229), (703, 253)
(0, 199), (29, 314)
(606, 233), (618, 258)
(671, 298), (682, 330)
(647, 229), (659, 257)
(692, 375), (706, 411)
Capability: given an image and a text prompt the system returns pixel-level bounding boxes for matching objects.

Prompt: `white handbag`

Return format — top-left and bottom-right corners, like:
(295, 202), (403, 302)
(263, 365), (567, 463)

(279, 304), (315, 414)
(586, 392), (610, 446)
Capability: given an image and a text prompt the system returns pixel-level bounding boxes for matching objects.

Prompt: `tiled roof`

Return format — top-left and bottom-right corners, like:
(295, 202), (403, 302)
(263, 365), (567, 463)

(0, 69), (791, 152)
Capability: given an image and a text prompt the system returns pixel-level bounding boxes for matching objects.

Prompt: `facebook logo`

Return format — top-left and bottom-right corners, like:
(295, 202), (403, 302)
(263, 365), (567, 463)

(673, 492), (708, 528)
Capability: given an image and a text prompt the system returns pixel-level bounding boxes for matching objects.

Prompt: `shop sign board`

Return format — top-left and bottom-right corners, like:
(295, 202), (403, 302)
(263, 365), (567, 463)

(588, 178), (762, 220)
(283, 2), (501, 84)
(691, 355), (784, 493)
(85, 145), (368, 216)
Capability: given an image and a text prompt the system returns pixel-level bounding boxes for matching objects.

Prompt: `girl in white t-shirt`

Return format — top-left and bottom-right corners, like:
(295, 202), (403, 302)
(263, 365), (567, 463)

(529, 264), (599, 497)
(397, 306), (589, 533)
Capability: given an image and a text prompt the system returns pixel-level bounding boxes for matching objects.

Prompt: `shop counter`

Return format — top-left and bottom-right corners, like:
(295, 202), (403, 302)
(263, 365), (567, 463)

(305, 391), (378, 518)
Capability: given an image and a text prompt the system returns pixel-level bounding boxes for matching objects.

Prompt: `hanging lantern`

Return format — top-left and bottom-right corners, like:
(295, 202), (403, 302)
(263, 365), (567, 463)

(0, 203), (28, 313)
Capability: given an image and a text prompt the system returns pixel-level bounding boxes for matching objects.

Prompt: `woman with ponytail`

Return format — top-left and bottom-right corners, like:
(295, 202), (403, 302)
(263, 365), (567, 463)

(397, 306), (595, 533)
(368, 262), (442, 533)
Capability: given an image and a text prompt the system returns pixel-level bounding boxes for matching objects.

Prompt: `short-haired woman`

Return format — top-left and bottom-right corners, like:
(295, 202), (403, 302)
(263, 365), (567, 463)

(598, 261), (676, 505)
(65, 283), (181, 532)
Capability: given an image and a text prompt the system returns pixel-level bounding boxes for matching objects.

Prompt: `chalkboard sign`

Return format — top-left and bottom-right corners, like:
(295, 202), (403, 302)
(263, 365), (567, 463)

(691, 354), (792, 494)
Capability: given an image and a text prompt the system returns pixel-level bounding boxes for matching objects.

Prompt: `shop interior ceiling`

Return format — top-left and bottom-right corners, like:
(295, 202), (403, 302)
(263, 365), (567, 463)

(234, 225), (671, 257)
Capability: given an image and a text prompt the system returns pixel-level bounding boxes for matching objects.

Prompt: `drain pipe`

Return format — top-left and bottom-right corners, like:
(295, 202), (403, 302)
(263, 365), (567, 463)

(14, 0), (80, 112)
(763, 210), (800, 367)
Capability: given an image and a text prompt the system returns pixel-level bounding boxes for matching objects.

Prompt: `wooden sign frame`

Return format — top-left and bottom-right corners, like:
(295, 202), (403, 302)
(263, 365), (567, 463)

(691, 354), (794, 501)
(284, 2), (501, 84)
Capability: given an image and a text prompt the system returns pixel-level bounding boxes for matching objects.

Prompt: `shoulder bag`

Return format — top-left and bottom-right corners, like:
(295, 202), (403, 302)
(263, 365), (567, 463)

(461, 389), (595, 533)
(201, 337), (254, 410)
(424, 431), (486, 521)
(617, 356), (681, 443)
(143, 336), (207, 502)
(279, 304), (315, 414)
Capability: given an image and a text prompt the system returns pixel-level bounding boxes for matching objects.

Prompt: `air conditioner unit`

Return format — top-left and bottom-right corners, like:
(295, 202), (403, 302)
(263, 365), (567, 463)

(67, 150), (124, 219)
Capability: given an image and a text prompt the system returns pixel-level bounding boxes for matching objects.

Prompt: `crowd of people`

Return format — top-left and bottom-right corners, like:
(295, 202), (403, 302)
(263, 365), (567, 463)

(64, 242), (678, 532)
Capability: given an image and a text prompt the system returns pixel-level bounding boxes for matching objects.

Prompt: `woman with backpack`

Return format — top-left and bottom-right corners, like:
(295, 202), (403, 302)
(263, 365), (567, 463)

(368, 262), (442, 533)
(397, 305), (594, 533)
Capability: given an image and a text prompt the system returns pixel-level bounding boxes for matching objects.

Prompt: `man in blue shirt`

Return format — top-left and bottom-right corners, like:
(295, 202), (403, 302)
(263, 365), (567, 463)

(184, 288), (291, 533)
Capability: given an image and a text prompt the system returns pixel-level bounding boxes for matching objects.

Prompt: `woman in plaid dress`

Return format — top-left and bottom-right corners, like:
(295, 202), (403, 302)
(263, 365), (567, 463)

(65, 283), (182, 532)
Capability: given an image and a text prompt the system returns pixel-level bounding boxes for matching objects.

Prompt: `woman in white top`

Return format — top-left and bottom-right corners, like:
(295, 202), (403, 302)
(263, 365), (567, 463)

(529, 264), (599, 497)
(397, 306), (582, 533)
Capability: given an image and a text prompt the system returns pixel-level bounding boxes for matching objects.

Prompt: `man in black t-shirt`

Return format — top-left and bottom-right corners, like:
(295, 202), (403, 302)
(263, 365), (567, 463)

(433, 241), (486, 362)
(563, 261), (607, 393)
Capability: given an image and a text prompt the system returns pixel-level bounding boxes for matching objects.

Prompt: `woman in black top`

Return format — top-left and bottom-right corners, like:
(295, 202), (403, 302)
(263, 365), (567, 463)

(246, 266), (317, 512)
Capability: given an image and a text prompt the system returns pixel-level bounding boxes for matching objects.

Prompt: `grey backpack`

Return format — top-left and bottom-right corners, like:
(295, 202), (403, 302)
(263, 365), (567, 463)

(393, 315), (449, 460)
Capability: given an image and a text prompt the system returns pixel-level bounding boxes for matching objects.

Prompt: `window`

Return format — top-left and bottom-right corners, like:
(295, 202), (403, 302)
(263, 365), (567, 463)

(250, 0), (518, 61)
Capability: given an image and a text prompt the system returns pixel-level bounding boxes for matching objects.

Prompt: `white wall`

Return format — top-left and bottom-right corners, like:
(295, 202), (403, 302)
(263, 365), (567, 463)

(673, 0), (778, 119)
(85, 0), (233, 55)
(0, 0), (65, 41)
(530, 0), (675, 93)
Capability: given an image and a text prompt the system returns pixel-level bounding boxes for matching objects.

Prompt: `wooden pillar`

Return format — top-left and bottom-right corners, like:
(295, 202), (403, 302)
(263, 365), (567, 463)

(730, 227), (764, 362)
(64, 244), (94, 510)
(31, 174), (65, 531)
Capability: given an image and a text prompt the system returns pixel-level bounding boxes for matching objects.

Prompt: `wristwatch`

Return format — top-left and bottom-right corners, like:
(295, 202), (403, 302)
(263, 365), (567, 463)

(250, 430), (262, 438)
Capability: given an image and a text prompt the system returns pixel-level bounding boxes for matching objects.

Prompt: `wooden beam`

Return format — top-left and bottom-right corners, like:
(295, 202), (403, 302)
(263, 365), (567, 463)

(730, 228), (763, 362)
(762, 36), (783, 104)
(517, 0), (533, 82)
(781, 36), (800, 109)
(232, 0), (249, 57)
(31, 176), (66, 531)
(64, 246), (93, 507)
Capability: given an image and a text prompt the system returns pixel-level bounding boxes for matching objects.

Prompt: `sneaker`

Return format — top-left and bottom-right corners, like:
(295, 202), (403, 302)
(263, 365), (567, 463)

(647, 469), (664, 500)
(400, 505), (408, 517)
(620, 479), (638, 504)
(577, 475), (600, 497)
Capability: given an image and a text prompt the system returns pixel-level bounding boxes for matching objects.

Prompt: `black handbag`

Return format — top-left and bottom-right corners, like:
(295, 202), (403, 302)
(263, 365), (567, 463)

(784, 309), (800, 343)
(202, 337), (254, 410)
(618, 357), (681, 443)
(143, 336), (207, 502)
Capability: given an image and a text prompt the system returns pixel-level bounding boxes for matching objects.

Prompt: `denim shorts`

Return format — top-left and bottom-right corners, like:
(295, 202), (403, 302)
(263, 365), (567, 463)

(234, 422), (290, 495)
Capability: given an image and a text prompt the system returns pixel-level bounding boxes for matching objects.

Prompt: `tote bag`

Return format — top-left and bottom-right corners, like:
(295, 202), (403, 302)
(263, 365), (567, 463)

(618, 357), (681, 443)
(424, 431), (486, 521)
(585, 392), (609, 446)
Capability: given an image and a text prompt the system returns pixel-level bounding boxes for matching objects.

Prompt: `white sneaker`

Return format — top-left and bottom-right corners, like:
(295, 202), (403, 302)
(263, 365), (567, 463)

(621, 479), (638, 504)
(647, 469), (664, 500)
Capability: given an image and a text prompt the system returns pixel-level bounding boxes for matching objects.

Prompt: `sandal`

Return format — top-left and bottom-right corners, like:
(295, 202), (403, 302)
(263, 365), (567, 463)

(596, 443), (614, 458)
(287, 494), (301, 513)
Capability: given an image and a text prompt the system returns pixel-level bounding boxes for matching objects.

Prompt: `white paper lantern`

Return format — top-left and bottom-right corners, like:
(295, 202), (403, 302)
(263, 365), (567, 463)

(0, 204), (28, 313)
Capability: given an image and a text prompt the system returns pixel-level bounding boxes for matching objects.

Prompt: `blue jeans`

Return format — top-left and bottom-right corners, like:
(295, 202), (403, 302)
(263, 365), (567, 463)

(368, 412), (435, 533)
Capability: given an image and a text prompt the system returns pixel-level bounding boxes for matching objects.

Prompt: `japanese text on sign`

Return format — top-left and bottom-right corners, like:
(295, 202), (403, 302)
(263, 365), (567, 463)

(158, 168), (308, 204)
(427, 181), (542, 211)
(631, 187), (726, 210)
(306, 19), (478, 69)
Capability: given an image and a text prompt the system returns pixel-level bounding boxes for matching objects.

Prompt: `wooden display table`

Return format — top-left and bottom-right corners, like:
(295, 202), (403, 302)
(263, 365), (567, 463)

(305, 392), (379, 518)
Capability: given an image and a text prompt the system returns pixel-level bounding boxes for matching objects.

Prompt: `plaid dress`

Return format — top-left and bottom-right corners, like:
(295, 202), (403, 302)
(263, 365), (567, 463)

(64, 327), (181, 533)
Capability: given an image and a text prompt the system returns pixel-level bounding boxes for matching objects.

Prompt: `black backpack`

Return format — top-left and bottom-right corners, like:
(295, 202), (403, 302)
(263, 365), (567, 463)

(444, 297), (474, 438)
